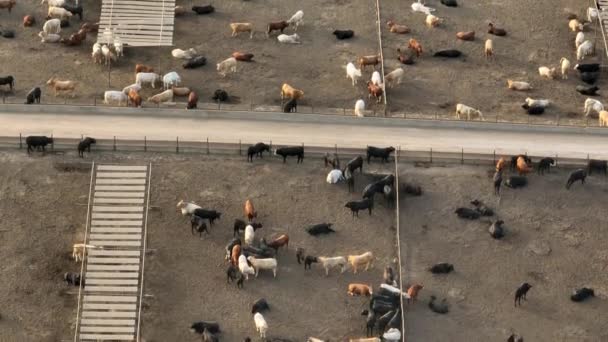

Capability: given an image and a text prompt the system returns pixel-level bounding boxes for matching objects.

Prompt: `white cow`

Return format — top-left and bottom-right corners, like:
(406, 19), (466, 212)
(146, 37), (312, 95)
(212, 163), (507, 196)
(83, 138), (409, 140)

(103, 91), (128, 106)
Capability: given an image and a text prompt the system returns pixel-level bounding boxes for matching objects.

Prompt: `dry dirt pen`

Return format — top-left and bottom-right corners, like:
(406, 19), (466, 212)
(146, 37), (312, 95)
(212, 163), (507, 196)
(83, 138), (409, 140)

(0, 0), (379, 112)
(397, 159), (608, 341)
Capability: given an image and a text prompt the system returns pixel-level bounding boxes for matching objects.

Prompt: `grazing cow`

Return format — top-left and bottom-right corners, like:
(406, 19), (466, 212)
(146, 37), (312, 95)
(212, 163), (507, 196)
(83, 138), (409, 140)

(26, 136), (53, 153)
(283, 98), (297, 113)
(230, 245), (241, 266)
(493, 170), (503, 195)
(61, 4), (83, 20)
(505, 176), (528, 189)
(514, 282), (532, 307)
(348, 252), (373, 274)
(428, 263), (454, 274)
(77, 137), (96, 157)
(191, 5), (214, 14)
(348, 284), (373, 296)
(304, 255), (318, 270)
(186, 91), (198, 109)
(251, 298), (270, 314)
(428, 296), (449, 314)
(234, 219), (262, 237)
(408, 38), (423, 57)
(244, 199), (257, 221)
(306, 223), (335, 236)
(516, 156), (532, 175)
(191, 215), (209, 237)
(345, 198), (373, 217)
(296, 248), (304, 264)
(247, 142), (270, 162)
(358, 55), (381, 70)
(128, 88), (142, 108)
(333, 29), (354, 40)
(510, 155), (531, 171)
(317, 256), (347, 275)
(566, 169), (587, 189)
(587, 159), (607, 175)
(46, 77), (75, 97)
(183, 56), (207, 69)
(433, 49), (462, 58)
(212, 89), (229, 102)
(275, 146), (304, 163)
(537, 157), (555, 175)
(344, 156), (364, 176)
(230, 22), (254, 38)
(397, 48), (415, 65)
(280, 83), (304, 100)
(367, 146), (395, 163)
(63, 272), (82, 286)
(192, 209), (221, 225)
(25, 87), (41, 104)
(344, 169), (355, 192)
(489, 219), (505, 239)
(407, 284), (423, 303)
(190, 321), (221, 335)
(367, 81), (383, 104)
(0, 76), (15, 91)
(571, 287), (594, 302)
(488, 22), (507, 36)
(231, 51), (254, 62)
(455, 207), (480, 220)
(264, 234), (289, 252)
(267, 21), (288, 37)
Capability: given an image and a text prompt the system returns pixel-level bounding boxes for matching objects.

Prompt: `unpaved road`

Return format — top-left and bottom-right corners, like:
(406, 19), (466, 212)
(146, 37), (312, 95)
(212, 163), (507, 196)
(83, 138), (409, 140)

(0, 112), (607, 159)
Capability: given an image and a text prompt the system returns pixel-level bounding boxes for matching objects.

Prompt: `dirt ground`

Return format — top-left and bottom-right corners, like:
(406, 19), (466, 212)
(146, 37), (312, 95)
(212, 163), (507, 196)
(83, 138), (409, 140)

(381, 0), (606, 125)
(400, 163), (608, 342)
(1, 0), (603, 125)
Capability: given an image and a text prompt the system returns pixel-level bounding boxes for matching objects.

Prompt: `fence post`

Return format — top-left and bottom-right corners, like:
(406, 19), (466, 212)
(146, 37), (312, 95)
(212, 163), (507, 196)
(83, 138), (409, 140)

(493, 150), (496, 164)
(334, 144), (338, 155)
(113, 136), (116, 151)
(430, 148), (433, 163)
(239, 140), (242, 155)
(144, 136), (147, 152)
(461, 148), (464, 164)
(51, 134), (54, 151)
(206, 137), (209, 154)
(94, 96), (96, 106)
(176, 136), (179, 154)
(555, 153), (558, 167)
(19, 133), (22, 149)
(269, 140), (272, 152)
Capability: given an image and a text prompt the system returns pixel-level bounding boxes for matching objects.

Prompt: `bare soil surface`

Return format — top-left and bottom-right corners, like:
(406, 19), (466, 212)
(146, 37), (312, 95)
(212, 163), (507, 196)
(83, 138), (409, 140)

(400, 163), (608, 342)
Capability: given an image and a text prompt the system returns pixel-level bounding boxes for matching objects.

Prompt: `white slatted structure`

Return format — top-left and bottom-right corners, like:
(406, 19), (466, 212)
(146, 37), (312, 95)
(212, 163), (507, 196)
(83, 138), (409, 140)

(97, 0), (175, 46)
(596, 1), (608, 58)
(75, 164), (151, 341)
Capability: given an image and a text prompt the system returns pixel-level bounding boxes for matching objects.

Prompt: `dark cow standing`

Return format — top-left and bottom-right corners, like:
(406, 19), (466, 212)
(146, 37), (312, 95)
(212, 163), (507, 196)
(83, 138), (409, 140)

(367, 146), (395, 163)
(192, 209), (221, 225)
(61, 4), (83, 20)
(345, 198), (373, 217)
(191, 215), (209, 236)
(212, 89), (228, 102)
(537, 157), (555, 175)
(0, 75), (15, 91)
(493, 170), (503, 195)
(283, 98), (297, 113)
(233, 218), (262, 237)
(247, 142), (270, 162)
(587, 159), (607, 175)
(64, 272), (83, 286)
(275, 146), (304, 163)
(26, 136), (53, 154)
(25, 87), (41, 104)
(514, 282), (532, 307)
(566, 169), (587, 189)
(346, 155), (364, 174)
(190, 321), (221, 334)
(78, 137), (96, 157)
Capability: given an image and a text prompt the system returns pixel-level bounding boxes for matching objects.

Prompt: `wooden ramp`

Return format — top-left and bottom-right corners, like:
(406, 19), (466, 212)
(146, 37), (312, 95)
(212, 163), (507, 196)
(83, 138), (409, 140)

(75, 164), (151, 341)
(97, 0), (175, 46)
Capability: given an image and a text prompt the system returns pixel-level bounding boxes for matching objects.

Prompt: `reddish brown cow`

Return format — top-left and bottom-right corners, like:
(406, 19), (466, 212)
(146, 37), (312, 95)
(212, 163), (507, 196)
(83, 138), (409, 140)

(80, 22), (99, 33)
(61, 29), (86, 46)
(186, 91), (198, 109)
(265, 234), (289, 252)
(244, 199), (256, 221)
(231, 51), (254, 62)
(230, 244), (241, 266)
(358, 55), (380, 70)
(135, 63), (154, 74)
(128, 88), (142, 108)
(347, 283), (372, 296)
(267, 21), (288, 37)
(367, 81), (383, 104)
(0, 0), (16, 13)
(23, 15), (35, 27)
(408, 38), (423, 57)
(407, 284), (423, 303)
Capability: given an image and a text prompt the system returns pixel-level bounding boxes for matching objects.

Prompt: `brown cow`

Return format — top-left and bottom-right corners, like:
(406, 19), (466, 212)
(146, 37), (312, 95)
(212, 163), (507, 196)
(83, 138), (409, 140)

(265, 234), (289, 252)
(128, 88), (141, 108)
(367, 81), (383, 104)
(456, 31), (475, 41)
(347, 283), (372, 296)
(516, 156), (532, 175)
(407, 284), (423, 303)
(267, 21), (288, 37)
(231, 51), (254, 62)
(186, 91), (198, 109)
(408, 38), (423, 57)
(80, 22), (99, 33)
(23, 15), (35, 27)
(135, 63), (154, 74)
(230, 244), (241, 266)
(495, 157), (506, 172)
(244, 199), (256, 221)
(358, 55), (380, 70)
(386, 20), (410, 34)
(61, 29), (86, 46)
(0, 0), (16, 13)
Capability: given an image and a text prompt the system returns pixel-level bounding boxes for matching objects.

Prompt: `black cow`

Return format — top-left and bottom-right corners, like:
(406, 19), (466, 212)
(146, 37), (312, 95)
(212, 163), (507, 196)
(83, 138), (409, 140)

(283, 98), (297, 113)
(440, 0), (458, 6)
(346, 155), (364, 174)
(63, 272), (82, 286)
(574, 63), (600, 73)
(587, 159), (607, 175)
(493, 170), (503, 195)
(488, 219), (505, 239)
(514, 282), (532, 307)
(387, 308), (402, 329)
(332, 29), (354, 40)
(275, 146), (304, 163)
(345, 198), (373, 217)
(471, 199), (493, 216)
(402, 182), (423, 196)
(192, 209), (221, 225)
(566, 169), (587, 189)
(191, 215), (209, 236)
(1, 30), (15, 38)
(363, 309), (376, 337)
(367, 146), (395, 163)
(233, 219), (262, 237)
(61, 4), (83, 20)
(25, 87), (41, 104)
(344, 169), (355, 192)
(226, 264), (238, 283)
(202, 328), (219, 342)
(505, 176), (528, 189)
(192, 5), (215, 14)
(190, 321), (221, 334)
(247, 142), (270, 162)
(183, 56), (207, 69)
(296, 248), (304, 264)
(60, 19), (70, 28)
(455, 207), (480, 220)
(507, 334), (524, 342)
(251, 298), (270, 314)
(362, 182), (383, 199)
(433, 49), (462, 58)
(306, 223), (335, 236)
(537, 157), (555, 175)
(522, 104), (544, 115)
(580, 72), (599, 85)
(428, 263), (454, 274)
(324, 152), (340, 169)
(0, 75), (15, 91)
(570, 287), (595, 302)
(576, 85), (599, 96)
(212, 89), (228, 102)
(304, 255), (318, 270)
(78, 137), (96, 158)
(26, 136), (53, 154)
(428, 296), (449, 314)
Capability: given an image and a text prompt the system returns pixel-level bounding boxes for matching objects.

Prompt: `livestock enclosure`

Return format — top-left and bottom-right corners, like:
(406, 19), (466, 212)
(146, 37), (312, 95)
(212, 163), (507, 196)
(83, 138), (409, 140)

(1, 0), (607, 127)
